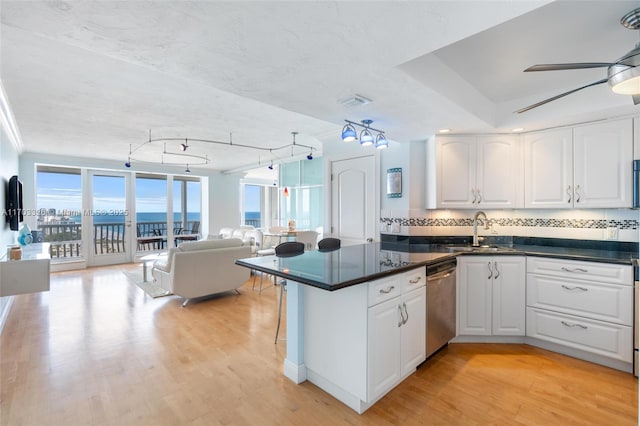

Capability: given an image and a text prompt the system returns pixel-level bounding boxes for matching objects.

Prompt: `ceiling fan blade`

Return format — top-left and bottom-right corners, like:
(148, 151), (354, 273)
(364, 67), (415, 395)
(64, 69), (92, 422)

(633, 95), (640, 105)
(524, 63), (614, 72)
(515, 78), (608, 114)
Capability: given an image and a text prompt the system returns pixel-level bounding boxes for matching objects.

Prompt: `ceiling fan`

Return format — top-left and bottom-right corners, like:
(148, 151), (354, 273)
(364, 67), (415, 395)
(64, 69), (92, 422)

(516, 7), (640, 113)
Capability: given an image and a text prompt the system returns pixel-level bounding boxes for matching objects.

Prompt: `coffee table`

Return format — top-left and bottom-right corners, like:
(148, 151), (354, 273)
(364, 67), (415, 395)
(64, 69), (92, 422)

(140, 253), (164, 282)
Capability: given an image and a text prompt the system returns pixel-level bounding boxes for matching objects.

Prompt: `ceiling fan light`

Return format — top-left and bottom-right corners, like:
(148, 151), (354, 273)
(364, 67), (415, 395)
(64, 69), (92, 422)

(360, 129), (374, 146)
(341, 124), (357, 142)
(611, 72), (640, 95)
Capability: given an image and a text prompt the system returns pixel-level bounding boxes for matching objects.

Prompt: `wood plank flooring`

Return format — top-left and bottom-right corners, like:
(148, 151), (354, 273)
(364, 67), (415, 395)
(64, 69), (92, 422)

(1, 264), (637, 425)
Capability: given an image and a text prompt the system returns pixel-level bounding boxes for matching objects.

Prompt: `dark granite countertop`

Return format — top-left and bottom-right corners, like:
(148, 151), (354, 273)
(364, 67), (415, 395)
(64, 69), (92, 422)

(235, 236), (638, 292)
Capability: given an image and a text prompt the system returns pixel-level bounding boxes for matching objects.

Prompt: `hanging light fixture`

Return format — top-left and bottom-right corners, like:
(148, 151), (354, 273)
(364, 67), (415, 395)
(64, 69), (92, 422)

(341, 123), (357, 142)
(180, 139), (189, 151)
(283, 187), (289, 197)
(341, 119), (389, 149)
(375, 133), (388, 149)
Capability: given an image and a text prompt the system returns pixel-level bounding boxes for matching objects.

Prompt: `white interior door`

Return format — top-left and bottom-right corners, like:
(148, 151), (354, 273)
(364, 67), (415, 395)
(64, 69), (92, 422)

(88, 171), (133, 266)
(330, 155), (376, 246)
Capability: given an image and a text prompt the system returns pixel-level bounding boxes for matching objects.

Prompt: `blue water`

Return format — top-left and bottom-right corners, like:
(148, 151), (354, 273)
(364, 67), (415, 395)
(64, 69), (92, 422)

(245, 211), (260, 220)
(69, 212), (200, 223)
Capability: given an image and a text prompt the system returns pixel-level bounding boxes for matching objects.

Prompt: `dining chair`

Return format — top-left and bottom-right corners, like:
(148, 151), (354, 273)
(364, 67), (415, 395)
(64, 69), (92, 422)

(274, 241), (304, 343)
(294, 230), (318, 251)
(317, 237), (341, 251)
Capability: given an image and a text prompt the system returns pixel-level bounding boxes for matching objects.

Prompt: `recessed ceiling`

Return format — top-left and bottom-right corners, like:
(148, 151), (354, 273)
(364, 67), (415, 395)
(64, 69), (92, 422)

(1, 1), (637, 174)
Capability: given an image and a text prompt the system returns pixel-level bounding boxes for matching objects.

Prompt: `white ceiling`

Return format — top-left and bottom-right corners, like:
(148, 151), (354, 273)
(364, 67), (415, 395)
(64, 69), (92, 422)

(1, 1), (639, 174)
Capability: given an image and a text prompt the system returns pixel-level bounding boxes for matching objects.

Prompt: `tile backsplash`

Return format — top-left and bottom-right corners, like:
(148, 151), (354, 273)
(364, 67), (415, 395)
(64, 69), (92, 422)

(379, 209), (640, 242)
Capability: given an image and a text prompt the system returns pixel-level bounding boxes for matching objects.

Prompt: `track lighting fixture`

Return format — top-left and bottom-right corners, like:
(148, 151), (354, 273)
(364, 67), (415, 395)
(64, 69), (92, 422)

(341, 119), (389, 149)
(128, 130), (317, 172)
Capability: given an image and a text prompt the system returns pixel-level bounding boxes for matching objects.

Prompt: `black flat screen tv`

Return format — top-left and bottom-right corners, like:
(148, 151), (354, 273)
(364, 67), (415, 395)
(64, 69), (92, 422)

(6, 175), (23, 231)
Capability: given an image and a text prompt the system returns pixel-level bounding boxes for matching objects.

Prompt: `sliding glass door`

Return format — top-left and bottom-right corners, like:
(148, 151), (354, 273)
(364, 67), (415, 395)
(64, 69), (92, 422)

(88, 171), (132, 266)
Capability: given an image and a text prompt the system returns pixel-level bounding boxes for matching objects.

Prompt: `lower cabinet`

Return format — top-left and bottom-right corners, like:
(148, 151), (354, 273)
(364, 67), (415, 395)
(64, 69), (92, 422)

(526, 257), (633, 366)
(367, 285), (426, 402)
(457, 255), (526, 336)
(303, 267), (426, 413)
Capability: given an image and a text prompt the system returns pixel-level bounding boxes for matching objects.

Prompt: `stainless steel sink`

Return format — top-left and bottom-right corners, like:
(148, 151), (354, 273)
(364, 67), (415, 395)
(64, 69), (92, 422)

(447, 245), (513, 253)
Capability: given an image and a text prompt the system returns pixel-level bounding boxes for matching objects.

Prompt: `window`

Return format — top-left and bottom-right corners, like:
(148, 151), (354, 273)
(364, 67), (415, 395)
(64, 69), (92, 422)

(173, 176), (201, 238)
(36, 166), (82, 261)
(242, 184), (262, 228)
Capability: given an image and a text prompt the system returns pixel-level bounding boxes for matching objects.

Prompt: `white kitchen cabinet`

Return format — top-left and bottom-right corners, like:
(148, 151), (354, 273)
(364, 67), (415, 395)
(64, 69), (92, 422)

(524, 118), (633, 208)
(435, 135), (522, 209)
(525, 257), (633, 366)
(458, 255), (526, 336)
(303, 267), (426, 413)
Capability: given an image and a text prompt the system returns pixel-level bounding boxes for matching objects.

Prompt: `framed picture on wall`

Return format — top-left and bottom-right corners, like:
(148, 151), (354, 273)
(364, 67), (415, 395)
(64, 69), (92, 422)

(386, 168), (402, 198)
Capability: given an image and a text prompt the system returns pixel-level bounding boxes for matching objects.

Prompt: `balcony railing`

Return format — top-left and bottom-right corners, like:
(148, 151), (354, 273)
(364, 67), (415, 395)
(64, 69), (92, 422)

(38, 220), (200, 259)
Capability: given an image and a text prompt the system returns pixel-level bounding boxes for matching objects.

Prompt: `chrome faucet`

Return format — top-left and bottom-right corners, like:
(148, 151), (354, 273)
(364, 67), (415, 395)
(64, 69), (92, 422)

(472, 211), (490, 247)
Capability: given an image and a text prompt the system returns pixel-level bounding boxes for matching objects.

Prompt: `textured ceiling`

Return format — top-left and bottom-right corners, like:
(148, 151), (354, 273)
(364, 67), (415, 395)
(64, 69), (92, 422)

(1, 1), (638, 174)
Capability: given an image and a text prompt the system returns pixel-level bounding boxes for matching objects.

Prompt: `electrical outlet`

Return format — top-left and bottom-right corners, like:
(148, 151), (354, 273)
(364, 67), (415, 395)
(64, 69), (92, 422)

(391, 222), (400, 233)
(380, 223), (388, 233)
(607, 226), (619, 240)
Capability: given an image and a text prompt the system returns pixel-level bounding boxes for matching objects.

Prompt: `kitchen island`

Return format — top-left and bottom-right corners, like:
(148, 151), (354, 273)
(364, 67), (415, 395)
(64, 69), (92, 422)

(235, 242), (453, 413)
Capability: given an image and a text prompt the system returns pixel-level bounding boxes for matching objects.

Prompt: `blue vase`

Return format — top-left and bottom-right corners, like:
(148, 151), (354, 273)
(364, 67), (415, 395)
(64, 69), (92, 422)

(18, 223), (33, 245)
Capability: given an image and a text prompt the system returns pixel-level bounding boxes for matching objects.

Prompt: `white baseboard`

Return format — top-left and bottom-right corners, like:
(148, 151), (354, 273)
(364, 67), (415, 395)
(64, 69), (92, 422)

(283, 358), (307, 384)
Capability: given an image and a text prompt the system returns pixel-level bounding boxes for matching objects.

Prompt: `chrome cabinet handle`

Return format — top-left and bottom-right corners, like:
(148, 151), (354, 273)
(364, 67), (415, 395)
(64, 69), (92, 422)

(379, 285), (395, 294)
(488, 261), (493, 279)
(561, 284), (588, 291)
(493, 261), (499, 279)
(476, 189), (482, 204)
(398, 305), (404, 327)
(567, 185), (572, 203)
(409, 276), (422, 284)
(471, 189), (477, 204)
(561, 321), (588, 330)
(575, 185), (581, 203)
(402, 302), (409, 325)
(561, 267), (588, 273)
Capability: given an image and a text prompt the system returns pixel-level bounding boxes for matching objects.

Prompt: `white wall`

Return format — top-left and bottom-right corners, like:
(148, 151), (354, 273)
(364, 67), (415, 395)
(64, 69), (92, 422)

(0, 119), (20, 333)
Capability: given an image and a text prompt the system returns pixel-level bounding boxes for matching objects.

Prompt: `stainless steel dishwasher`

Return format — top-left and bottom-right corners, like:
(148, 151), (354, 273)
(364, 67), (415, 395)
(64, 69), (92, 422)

(425, 259), (457, 358)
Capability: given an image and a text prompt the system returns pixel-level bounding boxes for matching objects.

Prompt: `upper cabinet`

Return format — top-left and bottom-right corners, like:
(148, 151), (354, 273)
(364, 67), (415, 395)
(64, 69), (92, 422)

(434, 135), (522, 209)
(524, 118), (633, 209)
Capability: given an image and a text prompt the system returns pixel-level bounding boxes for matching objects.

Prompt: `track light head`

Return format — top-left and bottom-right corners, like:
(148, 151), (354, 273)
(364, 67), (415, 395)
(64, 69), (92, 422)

(307, 151), (313, 160)
(268, 160), (274, 170)
(124, 160), (131, 168)
(180, 143), (188, 151)
(185, 165), (191, 173)
(360, 129), (374, 146)
(375, 133), (388, 149)
(341, 123), (357, 142)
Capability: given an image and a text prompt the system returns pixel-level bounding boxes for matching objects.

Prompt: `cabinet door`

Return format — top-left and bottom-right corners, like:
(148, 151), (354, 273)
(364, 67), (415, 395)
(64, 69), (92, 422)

(492, 256), (526, 336)
(458, 256), (492, 335)
(400, 286), (426, 377)
(524, 128), (573, 208)
(367, 296), (402, 401)
(573, 118), (633, 208)
(476, 135), (522, 208)
(436, 136), (477, 208)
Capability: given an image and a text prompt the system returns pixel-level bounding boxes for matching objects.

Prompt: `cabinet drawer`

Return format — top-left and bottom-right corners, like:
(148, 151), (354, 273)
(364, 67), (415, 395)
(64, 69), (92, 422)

(526, 257), (632, 285)
(400, 268), (426, 294)
(526, 307), (632, 363)
(527, 274), (633, 326)
(368, 276), (401, 307)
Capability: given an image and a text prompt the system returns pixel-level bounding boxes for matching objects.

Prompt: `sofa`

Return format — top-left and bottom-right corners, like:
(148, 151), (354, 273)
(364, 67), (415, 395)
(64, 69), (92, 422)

(151, 238), (251, 306)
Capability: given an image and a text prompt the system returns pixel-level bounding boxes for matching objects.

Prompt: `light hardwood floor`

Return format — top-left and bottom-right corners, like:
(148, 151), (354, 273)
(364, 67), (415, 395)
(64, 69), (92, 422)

(1, 264), (637, 425)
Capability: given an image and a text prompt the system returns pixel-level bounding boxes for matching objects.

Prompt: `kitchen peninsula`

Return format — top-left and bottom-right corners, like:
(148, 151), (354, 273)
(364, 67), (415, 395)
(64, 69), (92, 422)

(236, 242), (453, 413)
(236, 238), (637, 414)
